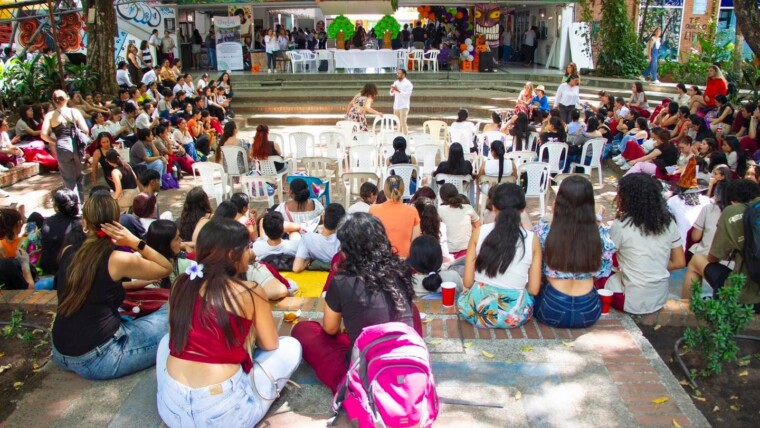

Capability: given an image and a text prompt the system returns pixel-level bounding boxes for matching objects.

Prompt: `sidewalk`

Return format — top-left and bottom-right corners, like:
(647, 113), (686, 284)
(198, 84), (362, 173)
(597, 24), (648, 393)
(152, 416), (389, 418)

(2, 299), (710, 428)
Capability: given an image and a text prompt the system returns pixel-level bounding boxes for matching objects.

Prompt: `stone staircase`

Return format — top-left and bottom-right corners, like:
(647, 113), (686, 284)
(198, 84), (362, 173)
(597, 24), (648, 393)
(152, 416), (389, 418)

(228, 69), (681, 129)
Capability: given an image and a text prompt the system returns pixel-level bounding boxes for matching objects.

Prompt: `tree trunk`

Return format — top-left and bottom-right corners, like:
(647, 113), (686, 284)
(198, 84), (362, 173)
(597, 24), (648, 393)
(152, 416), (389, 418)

(734, 0), (760, 57)
(733, 26), (744, 75)
(639, 0), (652, 43)
(86, 0), (118, 96)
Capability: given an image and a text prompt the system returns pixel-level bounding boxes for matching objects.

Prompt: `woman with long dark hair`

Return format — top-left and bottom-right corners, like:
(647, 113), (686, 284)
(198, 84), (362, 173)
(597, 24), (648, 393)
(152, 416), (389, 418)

(413, 196), (451, 262)
(433, 142), (474, 182)
(156, 219), (301, 427)
(479, 139), (517, 184)
(605, 174), (685, 314)
(292, 212), (417, 392)
(40, 187), (81, 274)
(51, 194), (172, 379)
(407, 234), (463, 296)
(533, 176), (615, 328)
(274, 177), (324, 229)
(623, 127), (678, 176)
(345, 83), (383, 131)
(458, 183), (542, 329)
(145, 220), (190, 288)
(628, 82), (650, 118)
(508, 112), (535, 150)
(178, 187), (212, 242)
(105, 149), (142, 212)
(213, 121), (240, 164)
(249, 124), (285, 172)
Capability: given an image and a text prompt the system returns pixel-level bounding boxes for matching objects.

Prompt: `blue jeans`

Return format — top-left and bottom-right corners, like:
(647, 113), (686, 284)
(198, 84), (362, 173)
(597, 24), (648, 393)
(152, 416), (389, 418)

(643, 53), (659, 81)
(267, 52), (275, 70)
(533, 284), (601, 329)
(141, 159), (166, 185)
(183, 142), (199, 162)
(207, 47), (217, 69)
(52, 305), (168, 380)
(156, 335), (302, 428)
(501, 45), (512, 62)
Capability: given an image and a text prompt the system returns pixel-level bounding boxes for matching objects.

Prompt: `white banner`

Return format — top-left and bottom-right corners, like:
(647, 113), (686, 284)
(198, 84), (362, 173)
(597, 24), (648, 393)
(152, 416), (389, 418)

(213, 16), (244, 71)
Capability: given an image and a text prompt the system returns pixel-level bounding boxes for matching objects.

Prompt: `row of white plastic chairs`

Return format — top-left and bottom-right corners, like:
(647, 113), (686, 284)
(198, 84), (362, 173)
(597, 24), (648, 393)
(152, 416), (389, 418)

(283, 49), (441, 73)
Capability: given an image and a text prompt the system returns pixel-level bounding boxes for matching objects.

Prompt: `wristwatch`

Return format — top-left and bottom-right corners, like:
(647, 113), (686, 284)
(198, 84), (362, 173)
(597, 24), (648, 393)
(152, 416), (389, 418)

(136, 240), (147, 251)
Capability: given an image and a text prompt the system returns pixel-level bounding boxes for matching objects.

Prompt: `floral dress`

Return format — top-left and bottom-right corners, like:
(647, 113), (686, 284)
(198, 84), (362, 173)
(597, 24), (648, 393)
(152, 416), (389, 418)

(514, 89), (534, 117)
(345, 95), (369, 131)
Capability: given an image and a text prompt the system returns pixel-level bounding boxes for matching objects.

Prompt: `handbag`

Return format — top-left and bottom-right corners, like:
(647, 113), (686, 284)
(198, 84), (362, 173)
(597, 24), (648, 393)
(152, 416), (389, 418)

(120, 288), (170, 318)
(65, 111), (90, 157)
(162, 172), (180, 189)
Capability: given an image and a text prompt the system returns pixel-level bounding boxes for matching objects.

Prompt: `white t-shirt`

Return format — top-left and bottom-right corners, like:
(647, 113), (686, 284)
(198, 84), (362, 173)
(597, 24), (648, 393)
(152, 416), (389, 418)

(135, 112), (152, 130)
(141, 69), (157, 86)
(252, 238), (299, 261)
(264, 35), (278, 53)
(182, 82), (195, 95)
(449, 121), (478, 146)
(689, 203), (722, 256)
(607, 219), (682, 315)
(616, 106), (630, 119)
(524, 30), (536, 47)
(295, 232), (340, 263)
(91, 122), (122, 138)
(197, 78), (208, 91)
(438, 204), (479, 252)
(390, 78), (413, 110)
(173, 83), (183, 95)
(116, 69), (132, 87)
(484, 158), (513, 178)
(347, 201), (372, 214)
(474, 223), (533, 290)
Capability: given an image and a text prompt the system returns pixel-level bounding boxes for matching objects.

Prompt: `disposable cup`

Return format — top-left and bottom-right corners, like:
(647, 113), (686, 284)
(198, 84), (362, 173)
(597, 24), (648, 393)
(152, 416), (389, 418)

(598, 289), (614, 315)
(441, 282), (457, 308)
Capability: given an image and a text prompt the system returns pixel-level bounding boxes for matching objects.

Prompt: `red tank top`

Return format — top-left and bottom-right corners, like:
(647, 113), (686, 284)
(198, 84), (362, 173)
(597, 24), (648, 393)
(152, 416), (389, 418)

(170, 298), (254, 373)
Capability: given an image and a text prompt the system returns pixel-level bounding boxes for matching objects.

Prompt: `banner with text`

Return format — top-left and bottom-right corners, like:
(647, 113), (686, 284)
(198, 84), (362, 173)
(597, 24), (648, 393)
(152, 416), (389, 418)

(213, 15), (244, 71)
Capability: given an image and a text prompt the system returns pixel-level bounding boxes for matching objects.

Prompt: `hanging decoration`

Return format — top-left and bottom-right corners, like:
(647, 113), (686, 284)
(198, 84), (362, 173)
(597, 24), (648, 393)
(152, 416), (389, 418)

(374, 14), (401, 40)
(327, 14), (355, 40)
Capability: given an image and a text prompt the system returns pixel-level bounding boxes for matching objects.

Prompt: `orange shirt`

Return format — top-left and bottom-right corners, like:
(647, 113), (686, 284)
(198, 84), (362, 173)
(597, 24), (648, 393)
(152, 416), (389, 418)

(187, 118), (201, 138)
(0, 236), (23, 259)
(369, 201), (420, 258)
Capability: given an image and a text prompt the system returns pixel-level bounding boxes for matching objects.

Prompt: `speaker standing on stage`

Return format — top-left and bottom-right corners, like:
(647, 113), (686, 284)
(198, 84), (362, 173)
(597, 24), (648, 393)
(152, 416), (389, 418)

(390, 69), (413, 135)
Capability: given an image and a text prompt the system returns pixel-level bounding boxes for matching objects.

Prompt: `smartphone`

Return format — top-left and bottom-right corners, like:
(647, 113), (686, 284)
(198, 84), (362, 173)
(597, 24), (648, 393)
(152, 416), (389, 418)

(26, 223), (36, 234)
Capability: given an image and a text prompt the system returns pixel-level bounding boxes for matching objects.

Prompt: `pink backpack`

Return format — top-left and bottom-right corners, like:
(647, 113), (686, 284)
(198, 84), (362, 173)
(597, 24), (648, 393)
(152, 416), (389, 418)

(332, 322), (439, 428)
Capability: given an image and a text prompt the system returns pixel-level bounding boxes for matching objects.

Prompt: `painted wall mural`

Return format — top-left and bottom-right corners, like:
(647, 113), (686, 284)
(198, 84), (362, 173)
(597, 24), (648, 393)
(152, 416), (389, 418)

(474, 3), (503, 46)
(11, 6), (85, 53)
(116, 0), (171, 28)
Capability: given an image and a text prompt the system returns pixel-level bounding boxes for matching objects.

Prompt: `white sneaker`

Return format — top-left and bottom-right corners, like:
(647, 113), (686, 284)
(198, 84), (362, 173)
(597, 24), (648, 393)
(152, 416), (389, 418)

(268, 69), (272, 73)
(652, 80), (661, 85)
(615, 157), (628, 166)
(638, 75), (646, 82)
(287, 280), (299, 296)
(612, 154), (623, 163)
(619, 163), (631, 171)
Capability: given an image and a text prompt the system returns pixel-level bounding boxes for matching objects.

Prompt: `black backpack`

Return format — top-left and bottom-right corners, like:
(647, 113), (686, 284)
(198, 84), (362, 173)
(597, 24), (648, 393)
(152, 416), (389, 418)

(742, 200), (760, 283)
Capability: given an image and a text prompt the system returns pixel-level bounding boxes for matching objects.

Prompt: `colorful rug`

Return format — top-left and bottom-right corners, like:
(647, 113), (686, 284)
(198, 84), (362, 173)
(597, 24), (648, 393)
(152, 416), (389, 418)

(281, 271), (329, 298)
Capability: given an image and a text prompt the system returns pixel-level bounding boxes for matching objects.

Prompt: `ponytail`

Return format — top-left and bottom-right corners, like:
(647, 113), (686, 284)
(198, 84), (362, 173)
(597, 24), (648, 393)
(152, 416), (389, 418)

(491, 140), (506, 183)
(475, 207), (525, 277)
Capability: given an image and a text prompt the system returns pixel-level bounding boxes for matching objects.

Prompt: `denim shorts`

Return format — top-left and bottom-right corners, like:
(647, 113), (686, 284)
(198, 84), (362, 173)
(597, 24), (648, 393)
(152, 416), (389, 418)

(533, 284), (601, 329)
(52, 304), (168, 380)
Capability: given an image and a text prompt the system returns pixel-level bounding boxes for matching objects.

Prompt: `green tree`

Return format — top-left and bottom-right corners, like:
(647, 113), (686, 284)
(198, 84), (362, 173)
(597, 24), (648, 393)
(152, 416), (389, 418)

(734, 0), (760, 57)
(83, 0), (117, 96)
(597, 0), (647, 78)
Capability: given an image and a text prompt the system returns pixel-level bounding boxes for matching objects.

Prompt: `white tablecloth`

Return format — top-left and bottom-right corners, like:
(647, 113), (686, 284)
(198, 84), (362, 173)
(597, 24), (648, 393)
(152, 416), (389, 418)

(330, 49), (400, 69)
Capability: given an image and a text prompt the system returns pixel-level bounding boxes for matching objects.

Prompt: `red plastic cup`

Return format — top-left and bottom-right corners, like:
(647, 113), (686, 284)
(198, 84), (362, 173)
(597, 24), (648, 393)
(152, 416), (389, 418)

(598, 289), (614, 314)
(441, 282), (457, 308)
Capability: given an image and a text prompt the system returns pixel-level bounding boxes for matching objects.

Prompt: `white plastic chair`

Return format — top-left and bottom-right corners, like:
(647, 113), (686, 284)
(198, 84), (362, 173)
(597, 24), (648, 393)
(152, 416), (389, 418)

(476, 175), (517, 215)
(268, 131), (286, 156)
(435, 173), (472, 197)
(288, 131), (316, 164)
(285, 51), (307, 73)
(239, 175), (275, 209)
(423, 49), (440, 71)
(342, 172), (380, 207)
(480, 131), (508, 147)
(336, 120), (359, 145)
(254, 155), (290, 203)
(396, 49), (409, 69)
(569, 138), (606, 187)
(409, 49), (424, 71)
(351, 131), (375, 146)
(316, 50), (333, 73)
(519, 162), (550, 217)
(526, 132), (540, 153)
(506, 150), (538, 166)
(449, 127), (474, 148)
(302, 156), (335, 182)
(379, 144), (395, 168)
(423, 120), (449, 147)
(378, 131), (405, 147)
(220, 146), (249, 189)
(192, 162), (230, 205)
(415, 143), (443, 176)
(319, 130), (346, 176)
(408, 132), (433, 148)
(348, 144), (379, 174)
(539, 142), (569, 175)
(298, 50), (318, 72)
(372, 115), (400, 135)
(385, 164), (419, 200)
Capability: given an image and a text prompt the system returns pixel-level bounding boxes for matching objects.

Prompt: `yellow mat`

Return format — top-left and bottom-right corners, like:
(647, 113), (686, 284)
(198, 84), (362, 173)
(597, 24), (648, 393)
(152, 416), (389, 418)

(281, 271), (329, 298)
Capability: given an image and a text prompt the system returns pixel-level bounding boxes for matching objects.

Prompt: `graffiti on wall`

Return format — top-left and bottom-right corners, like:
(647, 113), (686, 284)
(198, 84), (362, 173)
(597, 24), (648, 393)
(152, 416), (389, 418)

(15, 11), (84, 53)
(116, 0), (173, 29)
(475, 3), (503, 46)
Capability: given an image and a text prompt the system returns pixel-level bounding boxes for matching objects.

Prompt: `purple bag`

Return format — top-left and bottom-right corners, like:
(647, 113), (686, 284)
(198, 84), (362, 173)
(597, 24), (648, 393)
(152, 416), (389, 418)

(332, 322), (439, 428)
(161, 173), (179, 190)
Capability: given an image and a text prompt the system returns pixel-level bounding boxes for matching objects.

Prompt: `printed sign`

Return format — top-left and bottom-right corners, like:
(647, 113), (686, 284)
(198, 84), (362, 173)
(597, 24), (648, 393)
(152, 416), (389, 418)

(213, 15), (244, 71)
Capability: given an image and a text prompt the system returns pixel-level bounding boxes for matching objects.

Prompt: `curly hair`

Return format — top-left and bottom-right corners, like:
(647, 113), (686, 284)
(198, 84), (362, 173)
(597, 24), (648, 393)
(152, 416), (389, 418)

(337, 213), (415, 313)
(615, 173), (673, 236)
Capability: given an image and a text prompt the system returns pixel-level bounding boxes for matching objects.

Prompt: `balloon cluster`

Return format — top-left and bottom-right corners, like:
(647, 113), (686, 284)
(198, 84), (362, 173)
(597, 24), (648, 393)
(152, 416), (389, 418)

(459, 38), (475, 62)
(415, 6), (473, 38)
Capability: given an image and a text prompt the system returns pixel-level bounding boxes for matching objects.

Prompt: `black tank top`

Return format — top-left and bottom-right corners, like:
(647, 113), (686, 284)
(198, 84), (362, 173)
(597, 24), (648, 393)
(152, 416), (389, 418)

(52, 122), (73, 140)
(117, 166), (138, 190)
(52, 247), (125, 356)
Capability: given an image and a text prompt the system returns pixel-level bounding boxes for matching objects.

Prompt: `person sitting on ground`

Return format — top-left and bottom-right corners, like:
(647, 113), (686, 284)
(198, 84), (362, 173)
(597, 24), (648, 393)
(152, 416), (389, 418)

(249, 124), (286, 172)
(674, 83), (690, 107)
(669, 105), (692, 139)
(413, 197), (452, 263)
(722, 136), (748, 178)
(438, 183), (480, 258)
(144, 220), (192, 289)
(458, 183), (542, 329)
(52, 194), (172, 380)
(622, 128), (678, 177)
(369, 175), (420, 258)
(129, 128), (167, 186)
(40, 188), (81, 275)
(274, 178), (325, 235)
(680, 176), (733, 301)
(105, 149), (142, 212)
(533, 176), (615, 328)
(702, 179), (760, 312)
(628, 82), (650, 118)
(513, 82), (535, 117)
(155, 219), (301, 427)
(347, 182), (378, 214)
(0, 118), (24, 170)
(689, 65), (728, 114)
(293, 203), (345, 273)
(291, 212), (417, 393)
(709, 94), (734, 137)
(733, 101), (755, 139)
(178, 186), (212, 244)
(407, 235), (463, 297)
(653, 101), (680, 130)
(252, 211), (299, 262)
(530, 85), (551, 122)
(433, 142), (474, 182)
(605, 174), (686, 314)
(15, 104), (43, 142)
(229, 192), (257, 241)
(0, 207), (33, 289)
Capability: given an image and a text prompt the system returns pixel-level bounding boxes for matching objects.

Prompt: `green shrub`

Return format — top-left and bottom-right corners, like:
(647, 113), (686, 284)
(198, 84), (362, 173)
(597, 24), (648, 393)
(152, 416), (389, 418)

(596, 0), (647, 78)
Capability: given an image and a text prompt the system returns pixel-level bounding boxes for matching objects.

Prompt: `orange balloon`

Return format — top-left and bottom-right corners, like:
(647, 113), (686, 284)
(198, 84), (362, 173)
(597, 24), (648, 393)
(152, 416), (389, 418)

(456, 12), (463, 19)
(460, 43), (467, 52)
(429, 13), (436, 21)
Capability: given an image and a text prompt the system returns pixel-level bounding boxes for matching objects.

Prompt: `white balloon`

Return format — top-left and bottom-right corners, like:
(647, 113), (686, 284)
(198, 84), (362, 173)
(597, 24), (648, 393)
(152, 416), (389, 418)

(465, 38), (472, 45)
(467, 55), (474, 61)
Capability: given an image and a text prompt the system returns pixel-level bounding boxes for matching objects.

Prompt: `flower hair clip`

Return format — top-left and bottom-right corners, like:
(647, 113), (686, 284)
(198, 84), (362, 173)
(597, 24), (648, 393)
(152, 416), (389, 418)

(186, 261), (204, 280)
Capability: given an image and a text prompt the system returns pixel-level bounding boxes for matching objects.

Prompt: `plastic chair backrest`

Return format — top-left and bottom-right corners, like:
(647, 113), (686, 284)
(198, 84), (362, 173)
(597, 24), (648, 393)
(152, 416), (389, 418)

(415, 144), (442, 174)
(192, 162), (227, 203)
(319, 131), (346, 158)
(378, 131), (405, 147)
(342, 172), (380, 205)
(303, 156), (333, 178)
(351, 131), (375, 146)
(348, 144), (378, 173)
(436, 173), (472, 195)
(539, 142), (569, 174)
(289, 132), (315, 159)
(385, 164), (419, 200)
(257, 155), (285, 177)
(379, 144), (395, 166)
(372, 115), (400, 134)
(220, 146), (249, 177)
(519, 162), (550, 197)
(526, 132), (540, 153)
(408, 132), (433, 147)
(449, 127), (474, 147)
(423, 120), (448, 145)
(581, 138), (606, 167)
(506, 150), (537, 166)
(239, 175), (275, 208)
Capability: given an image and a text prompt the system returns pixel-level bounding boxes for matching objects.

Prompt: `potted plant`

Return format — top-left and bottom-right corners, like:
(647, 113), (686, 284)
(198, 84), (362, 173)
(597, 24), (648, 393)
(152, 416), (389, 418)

(328, 15), (355, 50)
(374, 15), (400, 48)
